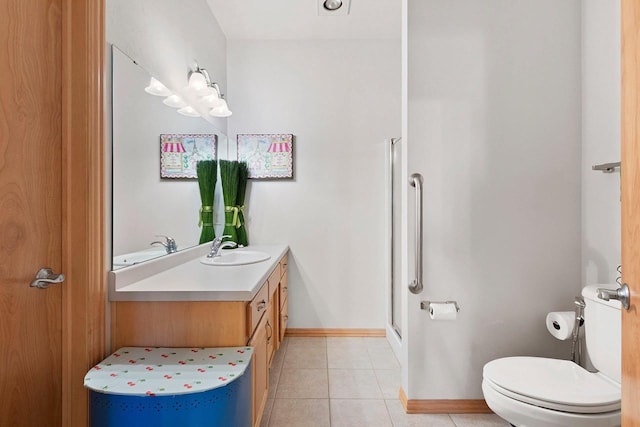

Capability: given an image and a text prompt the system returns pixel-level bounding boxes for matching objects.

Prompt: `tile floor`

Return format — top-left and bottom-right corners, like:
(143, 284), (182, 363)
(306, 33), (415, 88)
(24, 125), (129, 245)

(260, 337), (510, 427)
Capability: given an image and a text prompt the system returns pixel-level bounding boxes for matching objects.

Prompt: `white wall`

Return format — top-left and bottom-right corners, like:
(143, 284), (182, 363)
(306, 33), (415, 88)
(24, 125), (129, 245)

(581, 0), (621, 287)
(404, 0), (582, 399)
(106, 0), (229, 260)
(227, 40), (401, 328)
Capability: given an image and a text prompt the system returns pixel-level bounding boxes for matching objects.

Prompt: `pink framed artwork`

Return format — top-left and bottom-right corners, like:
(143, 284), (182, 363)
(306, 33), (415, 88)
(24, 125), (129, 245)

(236, 134), (294, 179)
(160, 134), (217, 179)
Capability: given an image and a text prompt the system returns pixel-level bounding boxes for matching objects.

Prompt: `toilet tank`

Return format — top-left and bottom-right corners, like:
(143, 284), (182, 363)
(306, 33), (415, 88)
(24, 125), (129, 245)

(582, 285), (621, 384)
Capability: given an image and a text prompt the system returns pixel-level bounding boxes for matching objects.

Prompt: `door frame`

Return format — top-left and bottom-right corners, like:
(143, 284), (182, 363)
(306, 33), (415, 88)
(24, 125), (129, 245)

(61, 0), (106, 425)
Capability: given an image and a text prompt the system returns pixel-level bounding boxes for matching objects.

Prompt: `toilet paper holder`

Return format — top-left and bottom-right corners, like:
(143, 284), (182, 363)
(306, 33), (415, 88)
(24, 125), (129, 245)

(420, 300), (460, 312)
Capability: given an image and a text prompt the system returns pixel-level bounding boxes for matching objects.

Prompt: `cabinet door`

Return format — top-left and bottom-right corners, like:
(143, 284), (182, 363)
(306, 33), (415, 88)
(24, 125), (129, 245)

(248, 314), (268, 427)
(279, 297), (288, 343)
(267, 301), (278, 366)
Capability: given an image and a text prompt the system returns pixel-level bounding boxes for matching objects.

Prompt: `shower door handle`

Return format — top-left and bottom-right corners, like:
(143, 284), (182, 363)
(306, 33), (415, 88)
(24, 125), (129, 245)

(409, 173), (424, 294)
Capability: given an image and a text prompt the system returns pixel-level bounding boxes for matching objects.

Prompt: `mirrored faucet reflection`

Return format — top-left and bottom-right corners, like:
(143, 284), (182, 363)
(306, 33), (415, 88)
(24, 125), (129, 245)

(150, 235), (178, 254)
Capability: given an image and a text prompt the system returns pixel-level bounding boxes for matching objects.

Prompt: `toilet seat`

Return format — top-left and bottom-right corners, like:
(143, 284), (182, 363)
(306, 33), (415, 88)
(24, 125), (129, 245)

(483, 357), (620, 414)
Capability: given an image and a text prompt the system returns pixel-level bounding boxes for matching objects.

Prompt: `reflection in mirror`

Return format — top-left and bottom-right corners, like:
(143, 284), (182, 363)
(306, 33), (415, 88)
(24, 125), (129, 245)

(112, 46), (228, 270)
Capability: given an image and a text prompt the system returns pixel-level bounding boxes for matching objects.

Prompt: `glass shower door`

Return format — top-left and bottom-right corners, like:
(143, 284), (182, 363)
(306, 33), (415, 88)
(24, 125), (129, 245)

(390, 138), (402, 338)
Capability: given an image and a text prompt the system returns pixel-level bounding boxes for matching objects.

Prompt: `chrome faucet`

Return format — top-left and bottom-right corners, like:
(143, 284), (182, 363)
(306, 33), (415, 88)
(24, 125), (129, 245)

(207, 235), (237, 258)
(150, 235), (178, 254)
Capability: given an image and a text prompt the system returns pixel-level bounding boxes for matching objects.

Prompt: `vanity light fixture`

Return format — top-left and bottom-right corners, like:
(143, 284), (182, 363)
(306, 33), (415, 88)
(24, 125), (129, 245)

(187, 68), (215, 97)
(177, 106), (201, 117)
(144, 77), (172, 96)
(209, 99), (232, 118)
(162, 94), (187, 108)
(201, 91), (224, 109)
(189, 63), (233, 117)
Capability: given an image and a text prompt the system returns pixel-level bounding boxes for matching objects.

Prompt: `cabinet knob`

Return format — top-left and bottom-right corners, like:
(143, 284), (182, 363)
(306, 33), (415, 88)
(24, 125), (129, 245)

(257, 300), (267, 311)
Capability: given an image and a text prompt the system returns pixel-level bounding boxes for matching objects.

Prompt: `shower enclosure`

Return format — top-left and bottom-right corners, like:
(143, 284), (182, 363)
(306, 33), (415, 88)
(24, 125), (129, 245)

(389, 137), (403, 342)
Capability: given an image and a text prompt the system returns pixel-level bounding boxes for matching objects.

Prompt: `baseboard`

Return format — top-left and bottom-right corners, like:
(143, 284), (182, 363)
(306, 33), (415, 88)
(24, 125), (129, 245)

(399, 388), (492, 414)
(284, 328), (386, 337)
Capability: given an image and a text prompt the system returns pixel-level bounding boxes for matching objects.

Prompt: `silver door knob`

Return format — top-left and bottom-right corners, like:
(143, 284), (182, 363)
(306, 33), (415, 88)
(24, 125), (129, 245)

(30, 268), (65, 289)
(597, 284), (630, 310)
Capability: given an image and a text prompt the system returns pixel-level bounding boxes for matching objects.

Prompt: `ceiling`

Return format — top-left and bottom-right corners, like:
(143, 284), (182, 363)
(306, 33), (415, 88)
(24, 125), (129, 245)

(205, 0), (401, 40)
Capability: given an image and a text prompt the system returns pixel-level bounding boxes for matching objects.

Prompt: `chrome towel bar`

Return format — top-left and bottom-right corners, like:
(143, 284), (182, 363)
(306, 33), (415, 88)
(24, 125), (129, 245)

(409, 173), (424, 294)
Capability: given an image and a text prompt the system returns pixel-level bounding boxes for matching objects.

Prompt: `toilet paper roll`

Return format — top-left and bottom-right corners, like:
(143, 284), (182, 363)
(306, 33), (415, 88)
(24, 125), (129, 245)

(429, 302), (458, 321)
(546, 311), (574, 340)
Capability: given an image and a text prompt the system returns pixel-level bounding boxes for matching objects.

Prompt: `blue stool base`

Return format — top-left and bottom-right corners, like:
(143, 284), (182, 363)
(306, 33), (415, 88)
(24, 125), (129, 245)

(89, 362), (251, 427)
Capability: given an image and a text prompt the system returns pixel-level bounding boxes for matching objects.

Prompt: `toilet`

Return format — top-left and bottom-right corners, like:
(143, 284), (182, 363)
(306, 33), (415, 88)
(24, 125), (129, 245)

(482, 285), (621, 427)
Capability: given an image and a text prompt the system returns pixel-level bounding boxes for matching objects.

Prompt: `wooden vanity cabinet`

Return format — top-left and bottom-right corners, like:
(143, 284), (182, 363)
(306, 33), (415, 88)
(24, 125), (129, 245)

(110, 251), (289, 427)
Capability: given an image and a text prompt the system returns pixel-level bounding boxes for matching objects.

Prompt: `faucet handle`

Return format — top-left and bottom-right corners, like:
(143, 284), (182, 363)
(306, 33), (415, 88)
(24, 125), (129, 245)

(155, 234), (175, 243)
(212, 235), (232, 245)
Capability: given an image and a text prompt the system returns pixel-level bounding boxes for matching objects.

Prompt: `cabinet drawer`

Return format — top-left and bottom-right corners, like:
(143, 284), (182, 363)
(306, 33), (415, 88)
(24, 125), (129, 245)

(279, 272), (288, 310)
(248, 283), (269, 337)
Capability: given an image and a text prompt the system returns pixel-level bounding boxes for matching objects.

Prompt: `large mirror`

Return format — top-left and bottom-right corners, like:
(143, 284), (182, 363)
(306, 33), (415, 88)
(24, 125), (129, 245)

(111, 46), (227, 270)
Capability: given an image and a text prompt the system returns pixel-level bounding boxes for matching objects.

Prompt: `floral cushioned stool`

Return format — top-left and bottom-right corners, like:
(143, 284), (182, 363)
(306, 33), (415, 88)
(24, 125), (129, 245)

(84, 346), (253, 427)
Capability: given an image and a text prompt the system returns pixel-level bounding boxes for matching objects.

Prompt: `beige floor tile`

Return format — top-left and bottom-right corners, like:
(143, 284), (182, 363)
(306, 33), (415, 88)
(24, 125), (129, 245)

(283, 344), (328, 369)
(328, 369), (382, 399)
(385, 400), (456, 427)
(327, 346), (373, 369)
(279, 337), (290, 350)
(368, 346), (400, 369)
(374, 369), (401, 399)
(267, 366), (280, 399)
(326, 337), (366, 349)
(259, 398), (274, 427)
(364, 337), (393, 350)
(287, 337), (327, 348)
(276, 368), (329, 398)
(271, 344), (287, 373)
(330, 399), (393, 427)
(268, 399), (330, 427)
(449, 413), (511, 427)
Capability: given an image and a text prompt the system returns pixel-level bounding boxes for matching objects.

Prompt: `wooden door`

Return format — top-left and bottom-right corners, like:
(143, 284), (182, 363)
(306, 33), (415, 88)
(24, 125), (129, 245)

(1, 1), (106, 425)
(0, 1), (63, 425)
(622, 1), (640, 425)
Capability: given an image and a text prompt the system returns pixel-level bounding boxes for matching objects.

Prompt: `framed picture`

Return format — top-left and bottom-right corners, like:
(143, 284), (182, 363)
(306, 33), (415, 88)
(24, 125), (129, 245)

(160, 134), (217, 179)
(237, 134), (294, 179)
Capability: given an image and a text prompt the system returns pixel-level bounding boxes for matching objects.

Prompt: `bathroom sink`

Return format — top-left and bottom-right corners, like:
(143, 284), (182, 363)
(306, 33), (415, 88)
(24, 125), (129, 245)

(200, 250), (271, 266)
(113, 249), (167, 268)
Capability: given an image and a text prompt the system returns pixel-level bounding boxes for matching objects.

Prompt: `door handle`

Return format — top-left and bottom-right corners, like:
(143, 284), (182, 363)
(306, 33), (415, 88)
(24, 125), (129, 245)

(597, 284), (630, 310)
(30, 268), (65, 289)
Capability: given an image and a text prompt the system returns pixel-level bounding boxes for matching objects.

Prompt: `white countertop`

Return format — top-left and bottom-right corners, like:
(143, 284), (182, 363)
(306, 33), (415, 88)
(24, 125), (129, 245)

(109, 244), (289, 302)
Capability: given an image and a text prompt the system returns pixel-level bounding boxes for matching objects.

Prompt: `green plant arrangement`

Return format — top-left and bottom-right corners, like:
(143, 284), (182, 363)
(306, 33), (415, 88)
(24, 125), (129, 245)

(196, 160), (217, 244)
(220, 160), (239, 244)
(236, 161), (249, 246)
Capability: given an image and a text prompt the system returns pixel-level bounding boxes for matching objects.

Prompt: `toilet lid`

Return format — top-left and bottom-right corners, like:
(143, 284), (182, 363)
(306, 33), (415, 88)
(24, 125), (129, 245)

(483, 357), (620, 414)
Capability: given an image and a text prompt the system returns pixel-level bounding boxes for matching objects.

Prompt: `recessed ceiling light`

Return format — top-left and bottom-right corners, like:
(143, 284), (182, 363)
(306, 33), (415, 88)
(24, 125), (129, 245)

(323, 0), (343, 11)
(318, 0), (350, 16)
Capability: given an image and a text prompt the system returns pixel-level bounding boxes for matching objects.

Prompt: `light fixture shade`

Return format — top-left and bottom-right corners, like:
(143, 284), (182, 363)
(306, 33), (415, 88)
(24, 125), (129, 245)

(209, 99), (232, 118)
(163, 94), (187, 108)
(187, 71), (215, 96)
(177, 106), (201, 117)
(144, 77), (172, 96)
(201, 92), (224, 108)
